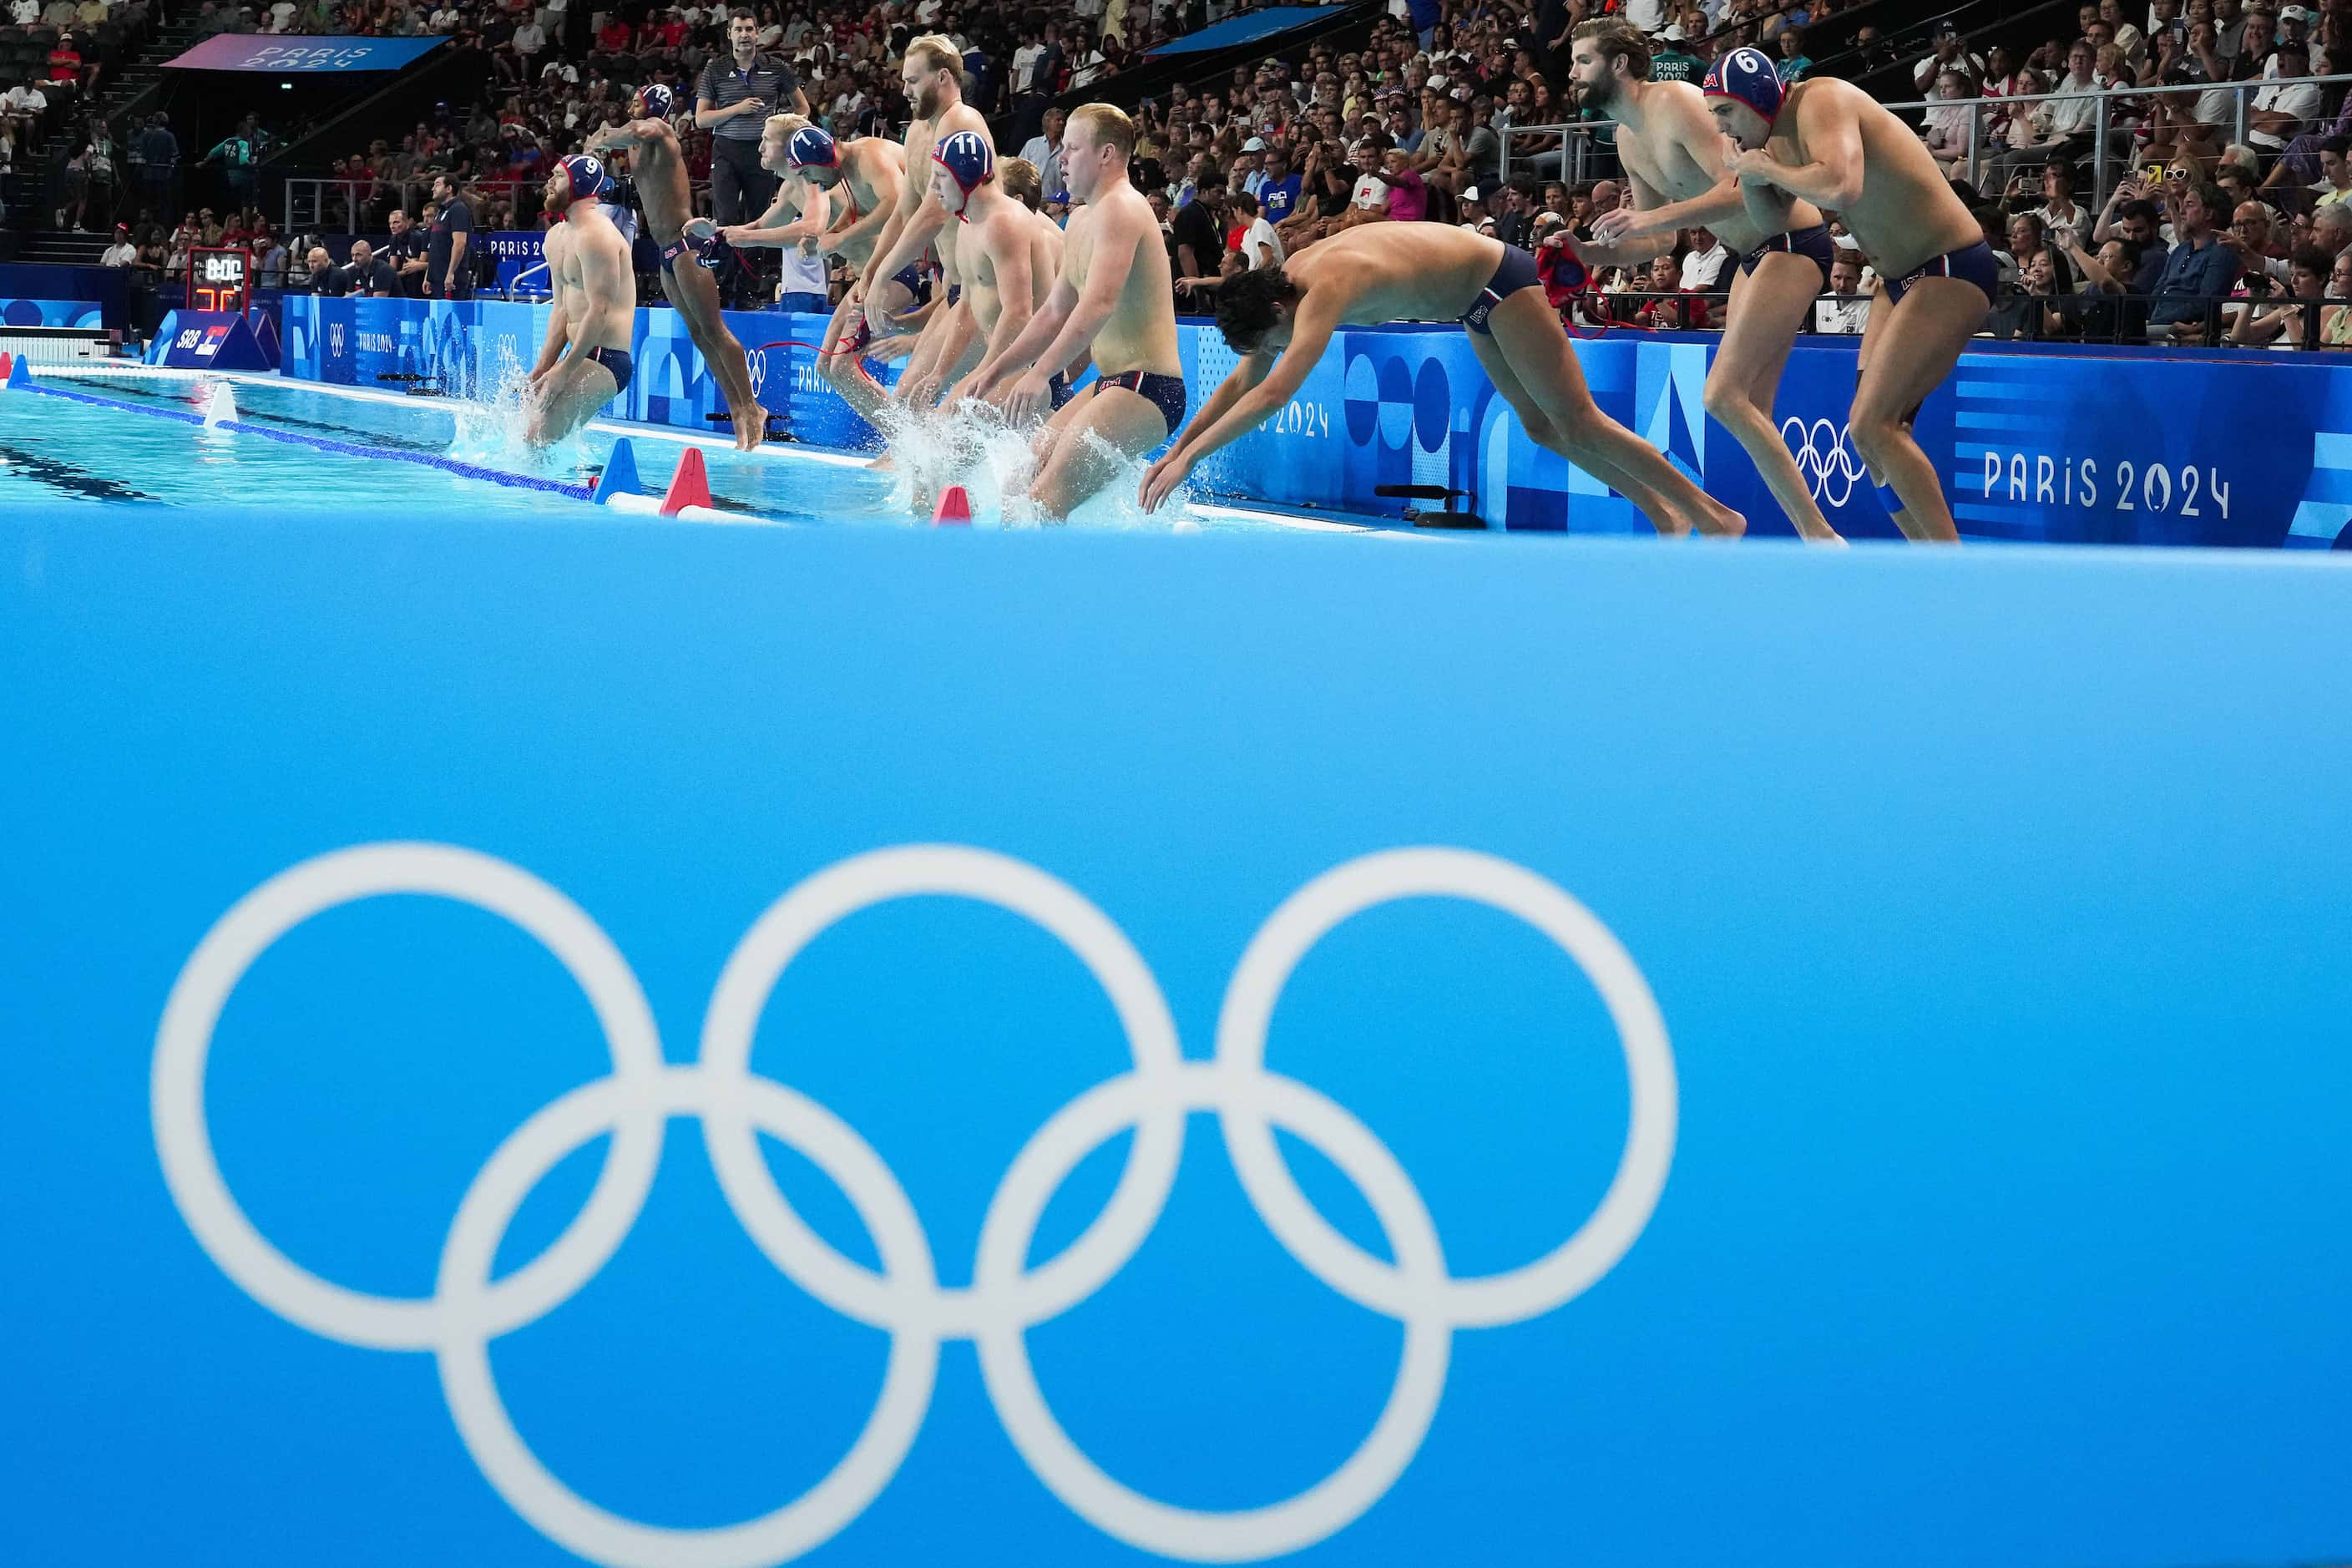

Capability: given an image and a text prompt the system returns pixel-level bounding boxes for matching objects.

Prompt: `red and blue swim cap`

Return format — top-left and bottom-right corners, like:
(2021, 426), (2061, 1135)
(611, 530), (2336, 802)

(931, 129), (993, 199)
(787, 126), (838, 169)
(558, 154), (610, 202)
(1702, 45), (1785, 124)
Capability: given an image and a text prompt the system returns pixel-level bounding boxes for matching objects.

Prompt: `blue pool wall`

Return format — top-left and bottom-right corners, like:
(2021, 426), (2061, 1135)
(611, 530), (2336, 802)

(262, 294), (2352, 546)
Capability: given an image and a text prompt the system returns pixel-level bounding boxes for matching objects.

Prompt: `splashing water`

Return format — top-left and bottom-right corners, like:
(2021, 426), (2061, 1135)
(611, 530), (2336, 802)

(871, 395), (1189, 529)
(438, 341), (606, 482)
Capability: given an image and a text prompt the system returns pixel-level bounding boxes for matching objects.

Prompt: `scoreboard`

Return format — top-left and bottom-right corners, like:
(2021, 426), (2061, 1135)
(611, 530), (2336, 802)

(190, 247), (250, 314)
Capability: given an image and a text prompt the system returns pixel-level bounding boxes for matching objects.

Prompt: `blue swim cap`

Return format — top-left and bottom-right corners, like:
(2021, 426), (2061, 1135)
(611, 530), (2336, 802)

(559, 153), (610, 202)
(931, 129), (994, 200)
(1702, 45), (1785, 124)
(787, 125), (838, 169)
(634, 83), (675, 120)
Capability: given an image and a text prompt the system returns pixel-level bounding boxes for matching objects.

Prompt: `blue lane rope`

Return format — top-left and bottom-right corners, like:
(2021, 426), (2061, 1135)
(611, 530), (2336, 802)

(18, 377), (597, 501)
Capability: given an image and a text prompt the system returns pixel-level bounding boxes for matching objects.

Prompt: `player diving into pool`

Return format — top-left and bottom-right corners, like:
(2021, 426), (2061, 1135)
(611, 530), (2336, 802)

(1705, 45), (1991, 542)
(1137, 221), (1743, 535)
(584, 84), (766, 452)
(938, 148), (1071, 412)
(778, 123), (910, 431)
(964, 104), (1187, 520)
(524, 154), (637, 447)
(717, 114), (833, 289)
(1571, 18), (1844, 544)
(857, 37), (995, 425)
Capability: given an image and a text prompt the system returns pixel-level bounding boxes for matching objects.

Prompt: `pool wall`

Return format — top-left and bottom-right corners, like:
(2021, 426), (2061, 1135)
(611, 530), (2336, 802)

(270, 294), (2352, 546)
(8, 513), (2352, 1564)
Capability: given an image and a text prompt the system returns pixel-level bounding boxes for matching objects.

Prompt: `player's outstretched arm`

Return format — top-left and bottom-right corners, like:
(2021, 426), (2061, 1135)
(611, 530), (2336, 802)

(1139, 348), (1272, 511)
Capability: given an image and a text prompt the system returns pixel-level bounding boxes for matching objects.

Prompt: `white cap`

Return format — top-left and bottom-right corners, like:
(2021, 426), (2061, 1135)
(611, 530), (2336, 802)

(1242, 135), (1266, 150)
(1462, 185), (1481, 201)
(1662, 23), (1686, 40)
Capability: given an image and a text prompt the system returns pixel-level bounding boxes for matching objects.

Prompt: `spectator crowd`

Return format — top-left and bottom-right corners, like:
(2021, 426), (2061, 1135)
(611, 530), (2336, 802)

(25, 0), (2352, 347)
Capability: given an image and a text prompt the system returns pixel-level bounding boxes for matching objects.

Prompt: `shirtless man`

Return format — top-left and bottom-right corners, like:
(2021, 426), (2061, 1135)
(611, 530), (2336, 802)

(1572, 19), (1844, 544)
(1707, 46), (1990, 542)
(717, 114), (833, 288)
(965, 104), (1187, 519)
(1138, 223), (1743, 536)
(524, 154), (637, 446)
(781, 123), (911, 428)
(859, 37), (994, 419)
(584, 83), (764, 451)
(940, 152), (1073, 413)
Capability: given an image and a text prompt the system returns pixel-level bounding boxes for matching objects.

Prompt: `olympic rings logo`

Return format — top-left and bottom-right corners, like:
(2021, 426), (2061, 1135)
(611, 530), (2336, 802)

(153, 842), (1677, 1566)
(1780, 416), (1869, 507)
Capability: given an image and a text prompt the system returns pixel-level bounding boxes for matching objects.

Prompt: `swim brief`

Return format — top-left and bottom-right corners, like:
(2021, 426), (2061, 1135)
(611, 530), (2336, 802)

(1741, 223), (1836, 286)
(1094, 368), (1187, 435)
(1459, 243), (1543, 336)
(584, 345), (633, 392)
(1047, 371), (1075, 410)
(1883, 240), (2000, 309)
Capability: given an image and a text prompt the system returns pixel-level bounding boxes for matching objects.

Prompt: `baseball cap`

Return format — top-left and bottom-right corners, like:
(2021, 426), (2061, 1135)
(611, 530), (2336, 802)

(1931, 15), (1959, 34)
(1242, 135), (1266, 150)
(1662, 23), (1686, 40)
(2279, 3), (2312, 19)
(1462, 185), (1482, 201)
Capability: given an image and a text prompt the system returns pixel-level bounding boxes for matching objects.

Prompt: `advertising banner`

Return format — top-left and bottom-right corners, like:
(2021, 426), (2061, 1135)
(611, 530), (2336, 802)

(147, 310), (276, 370)
(164, 34), (445, 72)
(273, 296), (2352, 548)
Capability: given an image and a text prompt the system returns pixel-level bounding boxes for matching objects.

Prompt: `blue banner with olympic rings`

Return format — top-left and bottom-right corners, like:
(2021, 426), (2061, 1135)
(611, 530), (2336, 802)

(275, 293), (2352, 547)
(4, 513), (2351, 1565)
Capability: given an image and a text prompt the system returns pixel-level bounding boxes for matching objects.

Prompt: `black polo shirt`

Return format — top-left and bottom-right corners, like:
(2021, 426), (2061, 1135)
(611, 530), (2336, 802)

(382, 225), (431, 296)
(427, 195), (473, 295)
(696, 51), (798, 144)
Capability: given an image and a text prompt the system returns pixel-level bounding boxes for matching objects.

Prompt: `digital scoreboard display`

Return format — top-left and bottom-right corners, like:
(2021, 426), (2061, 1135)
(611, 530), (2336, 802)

(190, 247), (250, 313)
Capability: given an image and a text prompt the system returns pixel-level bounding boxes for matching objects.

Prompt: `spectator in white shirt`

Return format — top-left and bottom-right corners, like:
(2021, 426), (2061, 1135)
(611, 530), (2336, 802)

(1913, 19), (1986, 91)
(8, 0), (38, 23)
(511, 19), (546, 65)
(1011, 28), (1044, 97)
(99, 225), (138, 266)
(2032, 161), (2093, 251)
(1678, 225), (1731, 291)
(1232, 190), (1282, 267)
(1986, 43), (2102, 181)
(2249, 38), (2319, 153)
(1818, 250), (1872, 334)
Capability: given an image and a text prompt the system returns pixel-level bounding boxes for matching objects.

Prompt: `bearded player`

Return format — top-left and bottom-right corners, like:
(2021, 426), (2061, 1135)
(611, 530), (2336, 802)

(856, 37), (992, 403)
(1571, 18), (1844, 543)
(524, 154), (637, 447)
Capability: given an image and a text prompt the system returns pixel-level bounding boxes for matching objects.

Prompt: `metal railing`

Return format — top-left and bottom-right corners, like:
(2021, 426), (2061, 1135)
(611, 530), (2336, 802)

(1497, 71), (2352, 212)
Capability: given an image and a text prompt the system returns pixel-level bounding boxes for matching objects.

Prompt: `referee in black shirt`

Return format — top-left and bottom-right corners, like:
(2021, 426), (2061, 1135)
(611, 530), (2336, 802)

(695, 8), (807, 232)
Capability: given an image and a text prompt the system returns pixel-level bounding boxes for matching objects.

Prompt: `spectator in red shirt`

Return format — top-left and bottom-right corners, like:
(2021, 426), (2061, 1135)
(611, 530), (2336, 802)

(48, 34), (83, 93)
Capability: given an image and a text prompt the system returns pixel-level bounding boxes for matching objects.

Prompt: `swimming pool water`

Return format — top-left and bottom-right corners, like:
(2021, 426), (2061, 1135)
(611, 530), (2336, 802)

(0, 368), (1347, 533)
